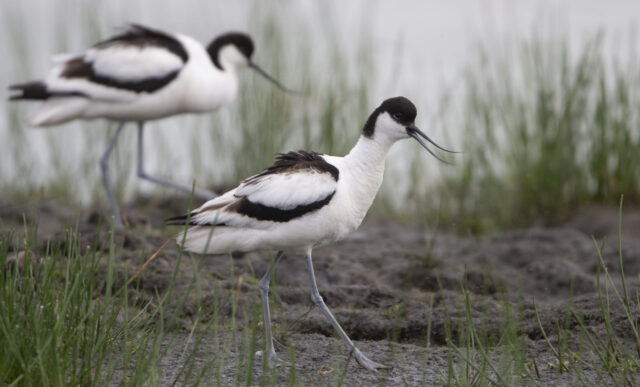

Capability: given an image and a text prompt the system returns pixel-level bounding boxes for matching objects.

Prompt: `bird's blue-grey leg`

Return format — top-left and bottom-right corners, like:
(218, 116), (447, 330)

(100, 122), (126, 229)
(305, 249), (389, 371)
(136, 122), (217, 200)
(258, 251), (288, 366)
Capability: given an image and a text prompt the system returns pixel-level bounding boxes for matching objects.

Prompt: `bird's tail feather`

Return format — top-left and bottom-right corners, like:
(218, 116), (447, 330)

(165, 212), (198, 226)
(9, 81), (87, 101)
(175, 226), (218, 255)
(9, 82), (50, 100)
(10, 81), (89, 126)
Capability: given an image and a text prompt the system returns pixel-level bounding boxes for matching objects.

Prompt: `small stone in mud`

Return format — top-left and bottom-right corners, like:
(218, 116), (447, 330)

(317, 365), (334, 376)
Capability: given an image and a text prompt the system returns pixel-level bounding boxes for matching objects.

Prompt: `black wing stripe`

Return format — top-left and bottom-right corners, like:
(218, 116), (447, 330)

(234, 191), (335, 222)
(60, 56), (181, 94)
(97, 23), (188, 62)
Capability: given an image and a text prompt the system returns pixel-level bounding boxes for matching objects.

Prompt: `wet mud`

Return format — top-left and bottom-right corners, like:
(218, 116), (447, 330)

(1, 197), (639, 385)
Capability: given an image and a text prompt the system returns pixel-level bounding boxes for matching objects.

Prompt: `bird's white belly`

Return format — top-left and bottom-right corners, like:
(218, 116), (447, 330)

(193, 199), (356, 255)
(80, 66), (236, 122)
(83, 92), (183, 121)
(267, 190), (364, 250)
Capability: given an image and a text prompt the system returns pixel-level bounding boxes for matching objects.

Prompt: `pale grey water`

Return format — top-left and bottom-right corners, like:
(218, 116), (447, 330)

(1, 0), (638, 206)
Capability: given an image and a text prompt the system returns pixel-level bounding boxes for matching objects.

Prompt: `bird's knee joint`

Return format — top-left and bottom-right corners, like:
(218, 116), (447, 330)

(258, 279), (270, 294)
(311, 293), (324, 306)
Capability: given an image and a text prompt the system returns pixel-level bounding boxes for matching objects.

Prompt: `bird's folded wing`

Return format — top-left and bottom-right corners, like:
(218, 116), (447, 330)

(46, 24), (187, 99)
(235, 170), (336, 210)
(177, 158), (338, 227)
(84, 44), (184, 84)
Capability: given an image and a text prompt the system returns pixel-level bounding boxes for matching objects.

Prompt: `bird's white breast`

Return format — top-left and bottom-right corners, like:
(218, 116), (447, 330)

(306, 155), (385, 245)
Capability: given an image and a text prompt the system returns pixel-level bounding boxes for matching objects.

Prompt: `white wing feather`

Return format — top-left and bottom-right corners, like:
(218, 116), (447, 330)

(236, 171), (336, 209)
(51, 53), (77, 64)
(86, 45), (184, 82)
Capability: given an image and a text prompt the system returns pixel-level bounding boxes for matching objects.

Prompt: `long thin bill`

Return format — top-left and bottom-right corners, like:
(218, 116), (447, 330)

(249, 62), (298, 94)
(407, 125), (458, 153)
(408, 131), (453, 164)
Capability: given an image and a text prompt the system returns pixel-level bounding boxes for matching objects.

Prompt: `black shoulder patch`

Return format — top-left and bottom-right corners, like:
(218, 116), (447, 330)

(244, 151), (339, 185)
(206, 32), (254, 70)
(97, 23), (188, 62)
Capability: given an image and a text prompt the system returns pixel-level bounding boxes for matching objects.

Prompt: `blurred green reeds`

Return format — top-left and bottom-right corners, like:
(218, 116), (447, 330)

(2, 3), (639, 233)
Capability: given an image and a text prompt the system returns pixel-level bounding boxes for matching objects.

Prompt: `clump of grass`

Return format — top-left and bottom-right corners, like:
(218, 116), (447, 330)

(0, 214), (227, 386)
(436, 32), (640, 233)
(569, 198), (640, 385)
(424, 198), (639, 385)
(1, 197), (638, 385)
(0, 221), (151, 385)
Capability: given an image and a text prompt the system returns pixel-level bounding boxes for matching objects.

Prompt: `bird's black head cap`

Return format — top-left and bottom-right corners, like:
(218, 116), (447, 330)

(207, 32), (254, 70)
(362, 96), (417, 138)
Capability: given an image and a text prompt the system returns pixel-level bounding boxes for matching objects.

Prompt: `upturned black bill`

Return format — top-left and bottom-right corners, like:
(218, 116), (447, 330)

(406, 125), (457, 164)
(249, 62), (298, 94)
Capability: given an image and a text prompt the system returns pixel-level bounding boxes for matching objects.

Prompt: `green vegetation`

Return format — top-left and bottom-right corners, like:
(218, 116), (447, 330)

(4, 25), (639, 233)
(2, 1), (639, 232)
(435, 34), (640, 233)
(1, 203), (638, 385)
(0, 218), (289, 386)
(0, 222), (162, 385)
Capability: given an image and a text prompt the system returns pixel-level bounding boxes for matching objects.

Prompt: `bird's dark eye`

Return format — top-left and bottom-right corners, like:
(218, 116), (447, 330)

(392, 113), (402, 120)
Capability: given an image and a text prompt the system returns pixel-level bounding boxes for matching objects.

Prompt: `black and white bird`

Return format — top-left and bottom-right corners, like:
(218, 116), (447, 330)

(9, 24), (293, 228)
(167, 96), (456, 371)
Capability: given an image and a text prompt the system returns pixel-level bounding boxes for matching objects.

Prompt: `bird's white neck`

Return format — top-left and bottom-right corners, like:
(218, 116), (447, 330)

(344, 134), (395, 172)
(341, 133), (396, 220)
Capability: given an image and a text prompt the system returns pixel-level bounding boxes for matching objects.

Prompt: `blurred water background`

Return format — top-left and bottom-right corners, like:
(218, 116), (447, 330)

(1, 0), (639, 231)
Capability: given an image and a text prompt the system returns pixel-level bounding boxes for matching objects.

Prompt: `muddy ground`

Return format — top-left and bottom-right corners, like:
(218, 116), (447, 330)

(2, 197), (640, 385)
